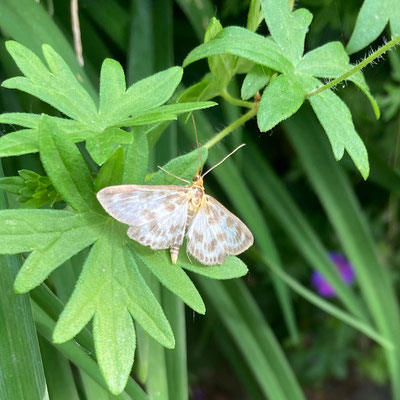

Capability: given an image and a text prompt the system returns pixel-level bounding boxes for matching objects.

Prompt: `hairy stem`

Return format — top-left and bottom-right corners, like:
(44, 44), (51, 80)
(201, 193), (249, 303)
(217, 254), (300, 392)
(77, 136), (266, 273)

(307, 34), (400, 98)
(204, 106), (258, 149)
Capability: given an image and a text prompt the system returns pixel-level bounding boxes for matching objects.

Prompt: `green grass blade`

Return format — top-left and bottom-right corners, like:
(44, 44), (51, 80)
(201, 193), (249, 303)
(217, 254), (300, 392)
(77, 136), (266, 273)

(195, 277), (304, 400)
(254, 251), (393, 349)
(179, 116), (299, 342)
(285, 105), (400, 399)
(244, 142), (370, 324)
(224, 279), (306, 400)
(0, 162), (48, 400)
(162, 290), (188, 400)
(38, 336), (80, 400)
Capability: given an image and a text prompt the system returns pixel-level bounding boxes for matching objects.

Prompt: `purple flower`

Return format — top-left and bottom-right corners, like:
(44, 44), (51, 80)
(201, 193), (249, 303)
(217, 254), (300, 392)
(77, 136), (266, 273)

(311, 252), (355, 297)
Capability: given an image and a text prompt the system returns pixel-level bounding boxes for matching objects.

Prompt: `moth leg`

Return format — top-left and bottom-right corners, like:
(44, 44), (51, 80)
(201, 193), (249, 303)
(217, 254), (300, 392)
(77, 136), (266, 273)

(185, 247), (193, 264)
(170, 243), (181, 264)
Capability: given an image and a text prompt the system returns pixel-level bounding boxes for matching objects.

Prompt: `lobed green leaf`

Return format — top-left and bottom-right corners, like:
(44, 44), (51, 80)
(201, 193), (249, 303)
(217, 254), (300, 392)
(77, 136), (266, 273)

(0, 209), (97, 254)
(298, 42), (380, 118)
(303, 76), (370, 179)
(149, 147), (208, 185)
(98, 58), (126, 117)
(115, 101), (217, 128)
(3, 41), (97, 124)
(85, 127), (133, 165)
(14, 213), (104, 293)
(257, 73), (306, 132)
(183, 26), (293, 74)
(53, 227), (174, 393)
(261, 0), (312, 64)
(94, 147), (124, 192)
(133, 244), (206, 314)
(100, 66), (183, 126)
(38, 115), (102, 213)
(179, 252), (248, 280)
(123, 128), (149, 185)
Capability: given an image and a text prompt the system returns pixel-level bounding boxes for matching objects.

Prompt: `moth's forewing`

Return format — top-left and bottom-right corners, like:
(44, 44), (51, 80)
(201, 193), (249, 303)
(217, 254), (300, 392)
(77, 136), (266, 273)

(97, 185), (189, 249)
(186, 195), (254, 265)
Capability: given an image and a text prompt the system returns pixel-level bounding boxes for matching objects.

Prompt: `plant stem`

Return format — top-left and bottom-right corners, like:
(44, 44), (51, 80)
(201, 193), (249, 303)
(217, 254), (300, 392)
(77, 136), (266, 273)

(220, 88), (254, 108)
(307, 34), (400, 98)
(204, 106), (258, 149)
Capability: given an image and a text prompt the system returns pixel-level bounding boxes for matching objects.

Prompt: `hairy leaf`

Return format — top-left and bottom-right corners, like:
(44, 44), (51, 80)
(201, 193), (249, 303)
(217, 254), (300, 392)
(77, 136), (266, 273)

(261, 0), (312, 64)
(298, 42), (380, 118)
(94, 147), (124, 191)
(258, 74), (306, 132)
(3, 41), (97, 123)
(38, 116), (101, 213)
(53, 227), (174, 394)
(347, 0), (400, 54)
(100, 66), (183, 126)
(115, 102), (217, 128)
(241, 64), (272, 100)
(14, 213), (104, 293)
(183, 26), (293, 74)
(302, 76), (369, 179)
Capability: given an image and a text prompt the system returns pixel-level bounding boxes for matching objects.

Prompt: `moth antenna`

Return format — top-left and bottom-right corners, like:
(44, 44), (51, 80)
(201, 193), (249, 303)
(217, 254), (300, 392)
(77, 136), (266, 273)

(191, 114), (203, 174)
(202, 143), (246, 178)
(157, 166), (191, 184)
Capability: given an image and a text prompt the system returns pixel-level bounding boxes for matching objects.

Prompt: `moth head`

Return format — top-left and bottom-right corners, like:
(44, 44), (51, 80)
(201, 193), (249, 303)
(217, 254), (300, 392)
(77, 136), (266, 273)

(193, 172), (203, 187)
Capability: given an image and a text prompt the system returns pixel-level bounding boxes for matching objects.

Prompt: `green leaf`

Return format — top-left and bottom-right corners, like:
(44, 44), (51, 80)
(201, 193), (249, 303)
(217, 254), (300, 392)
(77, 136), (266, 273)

(0, 0), (95, 97)
(13, 212), (104, 293)
(53, 226), (174, 394)
(298, 42), (380, 118)
(38, 115), (101, 213)
(0, 114), (99, 157)
(0, 209), (89, 253)
(149, 147), (208, 185)
(346, 0), (400, 54)
(0, 163), (48, 400)
(0, 129), (40, 157)
(3, 41), (97, 123)
(302, 76), (369, 179)
(94, 147), (124, 192)
(261, 0), (312, 64)
(179, 252), (248, 280)
(123, 128), (149, 185)
(183, 26), (293, 74)
(257, 73), (306, 132)
(86, 127), (133, 165)
(116, 102), (217, 127)
(100, 66), (183, 126)
(133, 245), (206, 314)
(0, 176), (24, 194)
(241, 64), (272, 100)
(247, 0), (263, 32)
(204, 18), (236, 89)
(99, 59), (126, 117)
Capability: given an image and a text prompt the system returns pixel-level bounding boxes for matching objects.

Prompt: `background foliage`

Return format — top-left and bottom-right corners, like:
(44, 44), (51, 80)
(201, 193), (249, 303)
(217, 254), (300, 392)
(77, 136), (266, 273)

(0, 0), (400, 399)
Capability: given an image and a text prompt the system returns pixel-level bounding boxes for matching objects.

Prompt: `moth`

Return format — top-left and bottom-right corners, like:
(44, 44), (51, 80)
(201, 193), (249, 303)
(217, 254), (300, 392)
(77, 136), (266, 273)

(97, 145), (254, 265)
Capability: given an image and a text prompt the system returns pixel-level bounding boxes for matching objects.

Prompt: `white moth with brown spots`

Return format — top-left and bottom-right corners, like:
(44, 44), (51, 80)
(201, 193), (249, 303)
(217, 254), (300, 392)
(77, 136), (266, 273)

(97, 146), (254, 265)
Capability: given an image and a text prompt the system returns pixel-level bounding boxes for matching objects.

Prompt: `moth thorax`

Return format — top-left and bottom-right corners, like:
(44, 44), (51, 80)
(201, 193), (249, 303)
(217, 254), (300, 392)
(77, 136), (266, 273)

(189, 186), (204, 210)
